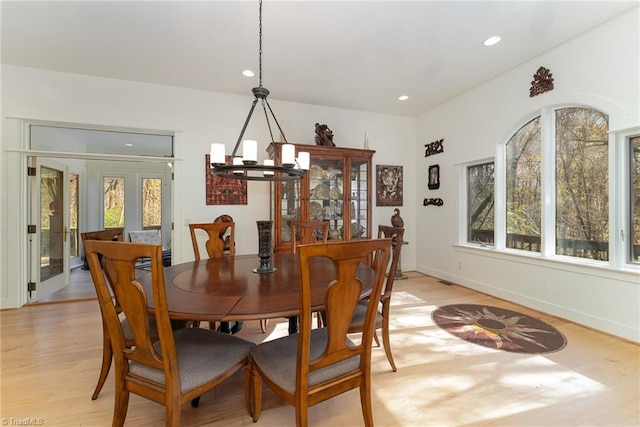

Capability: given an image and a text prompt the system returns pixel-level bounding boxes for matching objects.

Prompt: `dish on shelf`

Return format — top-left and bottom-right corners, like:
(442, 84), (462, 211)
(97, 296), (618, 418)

(310, 201), (323, 219)
(329, 186), (342, 200)
(328, 228), (341, 240)
(309, 165), (324, 179)
(341, 223), (365, 238)
(324, 166), (340, 179)
(312, 183), (329, 199)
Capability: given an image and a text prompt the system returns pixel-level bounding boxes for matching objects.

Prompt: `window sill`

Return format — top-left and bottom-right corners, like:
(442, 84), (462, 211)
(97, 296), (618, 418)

(453, 243), (640, 284)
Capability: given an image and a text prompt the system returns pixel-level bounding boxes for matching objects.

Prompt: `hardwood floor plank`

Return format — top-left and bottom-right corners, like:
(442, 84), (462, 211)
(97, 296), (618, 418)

(1, 272), (638, 426)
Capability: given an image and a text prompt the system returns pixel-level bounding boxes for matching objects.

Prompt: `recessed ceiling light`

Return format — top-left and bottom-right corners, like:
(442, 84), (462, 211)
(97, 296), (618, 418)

(242, 69), (255, 77)
(483, 35), (501, 47)
(125, 143), (133, 147)
(398, 95), (409, 101)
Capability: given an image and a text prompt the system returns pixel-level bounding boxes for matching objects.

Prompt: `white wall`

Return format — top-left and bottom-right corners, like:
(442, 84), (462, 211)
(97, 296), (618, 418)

(0, 63), (416, 308)
(414, 9), (640, 341)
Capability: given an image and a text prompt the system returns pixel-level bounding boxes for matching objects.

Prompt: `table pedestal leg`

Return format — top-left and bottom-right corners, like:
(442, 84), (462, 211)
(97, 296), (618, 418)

(288, 316), (298, 335)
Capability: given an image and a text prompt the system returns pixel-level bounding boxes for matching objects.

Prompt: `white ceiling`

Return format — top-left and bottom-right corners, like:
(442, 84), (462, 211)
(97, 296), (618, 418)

(2, 1), (637, 118)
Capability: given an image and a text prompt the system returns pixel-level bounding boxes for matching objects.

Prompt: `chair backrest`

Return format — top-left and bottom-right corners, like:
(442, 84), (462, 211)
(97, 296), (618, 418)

(84, 240), (178, 385)
(81, 228), (124, 243)
(290, 220), (329, 253)
(296, 238), (391, 398)
(213, 214), (235, 255)
(189, 222), (236, 260)
(377, 224), (404, 298)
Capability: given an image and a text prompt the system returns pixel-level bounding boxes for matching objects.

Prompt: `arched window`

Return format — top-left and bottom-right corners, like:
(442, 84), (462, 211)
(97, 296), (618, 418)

(504, 107), (609, 260)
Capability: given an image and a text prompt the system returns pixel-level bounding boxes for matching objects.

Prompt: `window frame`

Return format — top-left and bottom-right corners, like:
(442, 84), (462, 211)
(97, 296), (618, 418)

(459, 105), (640, 274)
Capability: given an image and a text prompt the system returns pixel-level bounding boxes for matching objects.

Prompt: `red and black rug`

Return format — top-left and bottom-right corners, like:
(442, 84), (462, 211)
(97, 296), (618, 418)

(432, 304), (567, 354)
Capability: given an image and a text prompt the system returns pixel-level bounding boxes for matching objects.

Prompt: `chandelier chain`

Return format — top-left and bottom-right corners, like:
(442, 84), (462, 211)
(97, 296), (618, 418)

(258, 0), (263, 87)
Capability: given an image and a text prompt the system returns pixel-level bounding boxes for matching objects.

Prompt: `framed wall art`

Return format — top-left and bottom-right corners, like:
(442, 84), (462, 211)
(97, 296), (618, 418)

(428, 164), (440, 190)
(376, 165), (403, 206)
(205, 154), (247, 205)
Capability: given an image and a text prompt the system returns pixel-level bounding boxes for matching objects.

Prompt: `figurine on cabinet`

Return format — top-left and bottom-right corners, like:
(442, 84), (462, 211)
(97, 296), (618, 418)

(314, 123), (336, 147)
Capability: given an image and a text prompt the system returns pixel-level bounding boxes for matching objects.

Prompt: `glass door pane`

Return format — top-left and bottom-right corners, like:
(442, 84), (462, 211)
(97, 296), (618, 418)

(69, 172), (79, 259)
(40, 166), (63, 281)
(350, 160), (368, 240)
(142, 177), (162, 232)
(309, 158), (344, 240)
(104, 176), (125, 228)
(280, 180), (300, 243)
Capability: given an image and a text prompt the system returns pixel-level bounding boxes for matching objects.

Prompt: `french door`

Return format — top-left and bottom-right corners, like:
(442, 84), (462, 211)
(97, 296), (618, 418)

(29, 158), (72, 301)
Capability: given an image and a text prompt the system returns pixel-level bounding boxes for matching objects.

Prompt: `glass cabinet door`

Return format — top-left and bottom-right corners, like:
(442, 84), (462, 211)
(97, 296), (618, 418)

(349, 159), (369, 240)
(278, 180), (300, 244)
(308, 157), (345, 240)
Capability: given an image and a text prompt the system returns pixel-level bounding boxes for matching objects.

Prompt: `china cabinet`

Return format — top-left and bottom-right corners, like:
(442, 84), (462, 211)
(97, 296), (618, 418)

(268, 143), (375, 253)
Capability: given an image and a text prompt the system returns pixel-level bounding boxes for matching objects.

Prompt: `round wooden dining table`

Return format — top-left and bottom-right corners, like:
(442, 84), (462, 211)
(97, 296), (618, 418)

(141, 253), (375, 330)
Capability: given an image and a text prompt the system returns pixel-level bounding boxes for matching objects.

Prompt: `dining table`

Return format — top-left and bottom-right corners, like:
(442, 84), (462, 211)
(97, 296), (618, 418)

(140, 252), (376, 334)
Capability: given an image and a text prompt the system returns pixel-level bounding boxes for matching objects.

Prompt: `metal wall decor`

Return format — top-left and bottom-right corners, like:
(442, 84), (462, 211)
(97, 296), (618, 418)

(205, 155), (248, 205)
(423, 198), (444, 206)
(424, 138), (444, 157)
(530, 66), (554, 97)
(376, 165), (403, 206)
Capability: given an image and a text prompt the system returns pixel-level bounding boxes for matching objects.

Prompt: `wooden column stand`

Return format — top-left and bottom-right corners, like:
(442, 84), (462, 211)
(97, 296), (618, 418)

(391, 208), (408, 280)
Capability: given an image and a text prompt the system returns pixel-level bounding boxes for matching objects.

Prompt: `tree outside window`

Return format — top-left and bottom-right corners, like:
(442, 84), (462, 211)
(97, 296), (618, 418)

(555, 108), (609, 260)
(506, 117), (542, 252)
(467, 162), (494, 245)
(142, 178), (162, 231)
(104, 176), (125, 228)
(631, 136), (640, 263)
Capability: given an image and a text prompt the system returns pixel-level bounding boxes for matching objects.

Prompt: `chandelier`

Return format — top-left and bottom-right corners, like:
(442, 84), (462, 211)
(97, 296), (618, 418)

(210, 0), (309, 181)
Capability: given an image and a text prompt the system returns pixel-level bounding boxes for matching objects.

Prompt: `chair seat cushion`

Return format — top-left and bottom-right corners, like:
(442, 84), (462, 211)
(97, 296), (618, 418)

(129, 327), (254, 393)
(251, 327), (360, 395)
(129, 230), (162, 245)
(349, 300), (383, 329)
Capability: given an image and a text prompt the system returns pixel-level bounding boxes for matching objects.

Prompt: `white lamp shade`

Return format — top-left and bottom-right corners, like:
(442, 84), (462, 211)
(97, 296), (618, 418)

(282, 144), (296, 166)
(263, 159), (274, 176)
(233, 156), (244, 175)
(297, 151), (310, 170)
(243, 139), (257, 163)
(210, 143), (226, 165)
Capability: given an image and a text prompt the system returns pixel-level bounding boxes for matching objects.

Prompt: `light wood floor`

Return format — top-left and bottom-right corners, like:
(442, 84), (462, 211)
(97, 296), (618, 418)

(2, 272), (639, 426)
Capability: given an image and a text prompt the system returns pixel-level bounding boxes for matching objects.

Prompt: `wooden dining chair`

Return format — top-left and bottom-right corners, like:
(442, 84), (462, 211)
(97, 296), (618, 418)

(84, 240), (254, 427)
(82, 229), (189, 401)
(189, 222), (246, 332)
(189, 222), (236, 260)
(213, 214), (235, 255)
(80, 228), (124, 400)
(291, 220), (330, 328)
(348, 225), (404, 372)
(82, 227), (124, 244)
(247, 238), (392, 427)
(290, 220), (330, 253)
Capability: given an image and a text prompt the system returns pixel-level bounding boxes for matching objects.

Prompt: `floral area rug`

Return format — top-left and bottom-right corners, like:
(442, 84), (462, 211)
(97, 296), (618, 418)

(432, 304), (567, 354)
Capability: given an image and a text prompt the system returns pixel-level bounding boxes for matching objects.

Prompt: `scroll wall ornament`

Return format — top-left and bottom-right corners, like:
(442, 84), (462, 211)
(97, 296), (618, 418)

(423, 198), (444, 207)
(529, 66), (554, 97)
(424, 138), (444, 157)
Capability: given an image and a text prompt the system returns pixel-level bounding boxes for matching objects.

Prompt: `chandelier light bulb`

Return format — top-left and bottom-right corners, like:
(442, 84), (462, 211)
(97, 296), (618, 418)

(242, 139), (258, 164)
(282, 144), (296, 167)
(210, 143), (226, 165)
